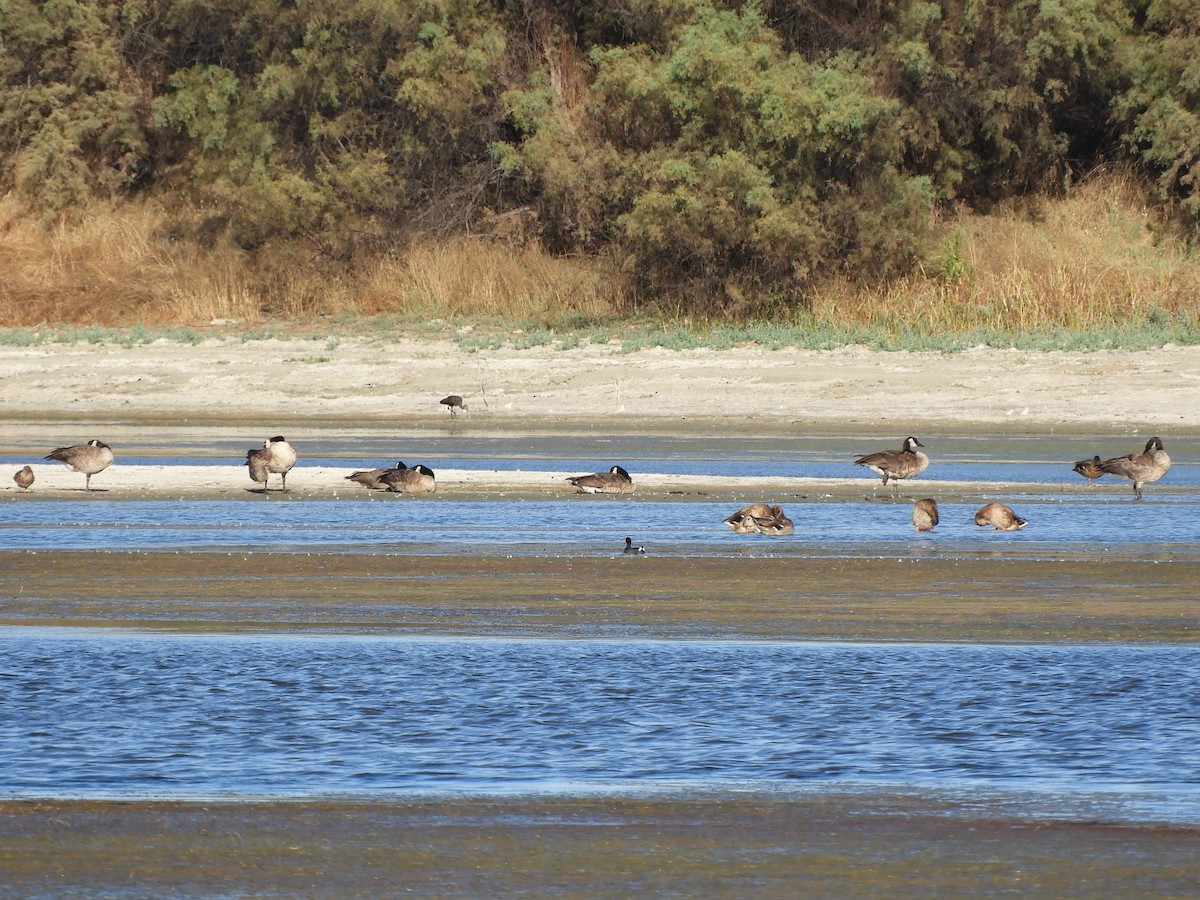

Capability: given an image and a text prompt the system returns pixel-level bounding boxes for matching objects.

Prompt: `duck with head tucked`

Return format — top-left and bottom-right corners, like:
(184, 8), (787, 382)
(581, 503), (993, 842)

(974, 503), (1028, 531)
(723, 503), (794, 536)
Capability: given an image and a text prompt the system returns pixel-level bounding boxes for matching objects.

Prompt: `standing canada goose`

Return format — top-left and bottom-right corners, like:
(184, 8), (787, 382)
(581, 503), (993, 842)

(346, 462), (407, 491)
(45, 440), (113, 490)
(974, 503), (1028, 531)
(567, 465), (634, 494)
(723, 503), (794, 536)
(246, 435), (297, 492)
(13, 466), (35, 491)
(912, 498), (939, 532)
(854, 437), (929, 489)
(623, 536), (646, 554)
(1099, 437), (1171, 500)
(381, 463), (436, 494)
(1072, 455), (1104, 486)
(440, 395), (467, 417)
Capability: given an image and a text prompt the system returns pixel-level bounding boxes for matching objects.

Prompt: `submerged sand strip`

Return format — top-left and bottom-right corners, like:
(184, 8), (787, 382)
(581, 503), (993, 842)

(1, 795), (1197, 897)
(3, 551), (1197, 643)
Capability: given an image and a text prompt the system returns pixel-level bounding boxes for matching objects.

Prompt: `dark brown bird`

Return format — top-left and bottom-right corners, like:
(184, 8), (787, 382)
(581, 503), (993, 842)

(13, 466), (34, 491)
(346, 462), (407, 491)
(567, 465), (634, 494)
(912, 498), (939, 532)
(974, 503), (1028, 531)
(854, 436), (929, 489)
(723, 503), (794, 536)
(1072, 455), (1104, 486)
(380, 463), (436, 494)
(623, 537), (646, 554)
(1099, 437), (1171, 500)
(245, 436), (297, 492)
(45, 440), (113, 491)
(440, 395), (467, 417)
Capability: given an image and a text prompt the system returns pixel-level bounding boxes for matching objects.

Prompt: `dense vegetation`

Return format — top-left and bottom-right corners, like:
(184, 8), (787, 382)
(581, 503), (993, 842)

(1, 0), (1198, 330)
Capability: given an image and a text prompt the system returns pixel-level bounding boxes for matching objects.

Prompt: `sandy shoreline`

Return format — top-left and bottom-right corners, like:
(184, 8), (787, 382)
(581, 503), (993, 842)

(1, 336), (1199, 430)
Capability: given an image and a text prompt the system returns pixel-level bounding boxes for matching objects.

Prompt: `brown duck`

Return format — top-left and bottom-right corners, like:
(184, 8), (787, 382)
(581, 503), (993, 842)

(911, 498), (939, 532)
(1072, 455), (1104, 486)
(974, 503), (1028, 531)
(13, 465), (34, 491)
(723, 503), (794, 536)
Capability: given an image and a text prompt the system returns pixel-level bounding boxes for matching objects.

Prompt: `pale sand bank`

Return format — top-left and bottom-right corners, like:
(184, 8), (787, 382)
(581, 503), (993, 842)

(0, 462), (1133, 501)
(1, 337), (1198, 429)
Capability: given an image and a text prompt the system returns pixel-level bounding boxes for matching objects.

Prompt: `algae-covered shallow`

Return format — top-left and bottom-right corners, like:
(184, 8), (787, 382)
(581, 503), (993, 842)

(3, 794), (1198, 899)
(2, 550), (1198, 642)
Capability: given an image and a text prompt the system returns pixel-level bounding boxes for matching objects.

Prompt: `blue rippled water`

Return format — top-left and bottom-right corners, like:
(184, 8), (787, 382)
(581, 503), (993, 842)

(1, 630), (1198, 822)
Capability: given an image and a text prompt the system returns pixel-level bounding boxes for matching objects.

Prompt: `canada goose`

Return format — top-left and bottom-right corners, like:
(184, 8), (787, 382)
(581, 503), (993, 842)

(623, 536), (646, 554)
(246, 435), (297, 491)
(567, 465), (634, 494)
(440, 395), (467, 417)
(1072, 455), (1104, 486)
(381, 463), (436, 494)
(854, 437), (929, 488)
(346, 461), (407, 491)
(1099, 437), (1171, 500)
(45, 440), (113, 490)
(912, 498), (939, 532)
(723, 503), (794, 536)
(974, 503), (1028, 531)
(13, 466), (34, 491)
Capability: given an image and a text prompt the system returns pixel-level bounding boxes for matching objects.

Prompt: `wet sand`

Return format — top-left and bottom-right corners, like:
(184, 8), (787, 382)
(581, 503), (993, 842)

(3, 794), (1198, 898)
(3, 551), (1198, 644)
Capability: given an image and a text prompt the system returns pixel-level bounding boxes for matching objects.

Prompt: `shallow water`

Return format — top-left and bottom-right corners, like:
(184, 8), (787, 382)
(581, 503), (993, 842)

(2, 630), (1198, 823)
(2, 429), (1198, 825)
(1, 496), (1196, 558)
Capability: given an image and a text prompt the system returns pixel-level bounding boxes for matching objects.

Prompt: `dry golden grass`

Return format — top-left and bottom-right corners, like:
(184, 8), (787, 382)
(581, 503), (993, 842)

(815, 170), (1199, 333)
(356, 235), (618, 322)
(0, 170), (1195, 335)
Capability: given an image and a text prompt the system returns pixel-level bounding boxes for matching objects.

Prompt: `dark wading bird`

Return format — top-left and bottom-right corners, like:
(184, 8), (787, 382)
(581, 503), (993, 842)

(974, 503), (1028, 531)
(1072, 455), (1104, 486)
(45, 440), (113, 491)
(13, 465), (35, 491)
(246, 435), (297, 492)
(723, 503), (794, 536)
(380, 463), (436, 494)
(1098, 436), (1171, 500)
(623, 537), (646, 554)
(567, 465), (634, 495)
(346, 461), (407, 491)
(854, 437), (929, 492)
(440, 395), (467, 417)
(912, 498), (939, 532)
